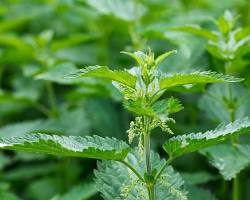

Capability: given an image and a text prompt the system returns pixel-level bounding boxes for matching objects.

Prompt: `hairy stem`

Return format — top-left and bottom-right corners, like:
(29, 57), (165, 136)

(143, 116), (154, 200)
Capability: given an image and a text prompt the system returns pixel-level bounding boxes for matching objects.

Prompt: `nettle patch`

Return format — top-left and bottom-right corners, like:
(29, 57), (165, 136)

(1, 49), (250, 200)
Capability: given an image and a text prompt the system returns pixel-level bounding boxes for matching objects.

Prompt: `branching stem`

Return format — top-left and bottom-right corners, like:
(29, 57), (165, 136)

(119, 160), (144, 182)
(153, 157), (173, 184)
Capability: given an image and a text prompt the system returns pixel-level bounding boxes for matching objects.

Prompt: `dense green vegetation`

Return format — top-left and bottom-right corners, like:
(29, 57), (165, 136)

(0, 0), (250, 199)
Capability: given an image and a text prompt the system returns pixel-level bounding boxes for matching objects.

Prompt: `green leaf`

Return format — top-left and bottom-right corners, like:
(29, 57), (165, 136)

(26, 177), (60, 200)
(125, 97), (183, 119)
(200, 143), (250, 180)
(155, 50), (177, 66)
(186, 185), (217, 200)
(70, 65), (137, 88)
(95, 149), (187, 200)
(0, 134), (130, 161)
(182, 171), (216, 186)
(235, 27), (250, 41)
(86, 0), (146, 21)
(0, 105), (91, 137)
(35, 63), (81, 85)
(199, 83), (250, 123)
(121, 51), (147, 67)
(0, 190), (21, 200)
(169, 25), (218, 42)
(0, 153), (11, 170)
(151, 97), (183, 123)
(216, 10), (238, 34)
(124, 99), (154, 116)
(51, 33), (99, 51)
(0, 34), (31, 51)
(54, 182), (97, 200)
(163, 117), (250, 159)
(165, 97), (184, 114)
(4, 163), (59, 181)
(160, 71), (243, 90)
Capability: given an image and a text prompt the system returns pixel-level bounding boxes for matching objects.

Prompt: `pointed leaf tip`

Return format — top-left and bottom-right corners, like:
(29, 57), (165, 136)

(155, 50), (177, 66)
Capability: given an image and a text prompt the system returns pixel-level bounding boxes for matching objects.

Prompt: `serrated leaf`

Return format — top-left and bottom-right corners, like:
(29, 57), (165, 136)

(70, 66), (137, 88)
(124, 99), (154, 116)
(163, 117), (250, 159)
(0, 134), (130, 161)
(160, 71), (242, 90)
(200, 143), (250, 180)
(94, 149), (187, 200)
(125, 97), (183, 120)
(151, 97), (183, 123)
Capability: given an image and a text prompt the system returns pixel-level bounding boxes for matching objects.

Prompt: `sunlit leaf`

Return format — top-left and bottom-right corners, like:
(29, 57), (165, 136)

(70, 65), (137, 88)
(163, 117), (250, 159)
(0, 134), (130, 161)
(160, 71), (242, 90)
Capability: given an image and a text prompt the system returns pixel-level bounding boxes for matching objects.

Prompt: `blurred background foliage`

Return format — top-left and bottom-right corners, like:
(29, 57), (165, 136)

(0, 0), (249, 199)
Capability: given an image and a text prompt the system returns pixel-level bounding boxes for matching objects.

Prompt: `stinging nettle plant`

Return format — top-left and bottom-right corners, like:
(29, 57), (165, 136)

(1, 49), (250, 200)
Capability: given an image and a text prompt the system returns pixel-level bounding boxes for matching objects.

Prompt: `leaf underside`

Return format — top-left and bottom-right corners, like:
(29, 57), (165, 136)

(0, 134), (130, 161)
(95, 149), (187, 200)
(163, 117), (250, 159)
(200, 143), (250, 180)
(160, 71), (243, 90)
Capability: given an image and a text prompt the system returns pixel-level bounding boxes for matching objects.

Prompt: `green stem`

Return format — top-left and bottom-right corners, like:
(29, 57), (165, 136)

(233, 175), (240, 200)
(144, 116), (154, 200)
(119, 160), (144, 182)
(144, 129), (151, 174)
(220, 179), (227, 199)
(46, 81), (57, 117)
(0, 65), (3, 89)
(225, 61), (240, 200)
(153, 158), (173, 184)
(33, 102), (53, 118)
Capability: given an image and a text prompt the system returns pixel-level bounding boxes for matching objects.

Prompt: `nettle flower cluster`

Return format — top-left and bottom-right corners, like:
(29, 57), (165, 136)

(120, 50), (182, 147)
